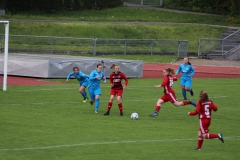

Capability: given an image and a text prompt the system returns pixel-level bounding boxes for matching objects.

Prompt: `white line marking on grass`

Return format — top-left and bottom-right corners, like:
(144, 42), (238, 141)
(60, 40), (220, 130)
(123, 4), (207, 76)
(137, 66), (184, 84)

(1, 99), (158, 106)
(1, 136), (239, 151)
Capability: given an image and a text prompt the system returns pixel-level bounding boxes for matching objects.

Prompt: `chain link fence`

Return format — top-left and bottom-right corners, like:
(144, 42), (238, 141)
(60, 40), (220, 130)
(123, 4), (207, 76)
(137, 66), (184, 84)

(3, 34), (188, 58)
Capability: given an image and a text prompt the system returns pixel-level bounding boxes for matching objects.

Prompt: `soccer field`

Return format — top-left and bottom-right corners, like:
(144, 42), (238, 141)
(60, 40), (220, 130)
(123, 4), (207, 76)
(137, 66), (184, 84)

(0, 78), (240, 160)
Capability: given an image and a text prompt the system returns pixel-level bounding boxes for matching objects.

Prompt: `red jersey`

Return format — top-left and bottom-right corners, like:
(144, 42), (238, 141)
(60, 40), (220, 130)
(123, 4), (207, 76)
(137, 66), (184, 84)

(189, 100), (218, 119)
(160, 75), (177, 94)
(109, 71), (128, 90)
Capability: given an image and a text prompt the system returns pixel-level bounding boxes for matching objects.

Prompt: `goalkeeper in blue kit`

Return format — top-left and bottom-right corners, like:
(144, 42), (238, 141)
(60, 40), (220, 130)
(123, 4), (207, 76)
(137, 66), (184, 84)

(175, 57), (195, 100)
(88, 64), (106, 113)
(66, 66), (89, 102)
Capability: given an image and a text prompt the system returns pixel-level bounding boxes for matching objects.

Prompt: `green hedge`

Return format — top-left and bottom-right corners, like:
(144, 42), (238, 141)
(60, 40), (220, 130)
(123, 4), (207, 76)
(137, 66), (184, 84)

(163, 0), (240, 16)
(5, 0), (123, 13)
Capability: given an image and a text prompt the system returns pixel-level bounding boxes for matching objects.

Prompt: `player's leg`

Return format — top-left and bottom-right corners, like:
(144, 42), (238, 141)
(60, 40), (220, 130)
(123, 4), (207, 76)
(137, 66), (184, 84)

(117, 90), (124, 116)
(168, 92), (196, 107)
(149, 97), (165, 117)
(180, 78), (187, 99)
(185, 79), (194, 96)
(88, 88), (95, 105)
(174, 100), (196, 107)
(94, 87), (101, 113)
(201, 119), (224, 143)
(104, 94), (115, 115)
(195, 130), (203, 150)
(79, 85), (88, 102)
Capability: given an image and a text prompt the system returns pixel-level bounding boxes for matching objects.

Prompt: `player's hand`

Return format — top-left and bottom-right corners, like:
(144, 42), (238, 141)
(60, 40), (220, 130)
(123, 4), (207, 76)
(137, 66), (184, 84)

(123, 85), (127, 89)
(188, 112), (191, 115)
(155, 85), (160, 88)
(96, 76), (101, 79)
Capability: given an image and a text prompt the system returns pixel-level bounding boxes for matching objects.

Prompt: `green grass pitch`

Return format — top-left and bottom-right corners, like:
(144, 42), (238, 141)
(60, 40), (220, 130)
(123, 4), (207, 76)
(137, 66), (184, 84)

(0, 78), (240, 159)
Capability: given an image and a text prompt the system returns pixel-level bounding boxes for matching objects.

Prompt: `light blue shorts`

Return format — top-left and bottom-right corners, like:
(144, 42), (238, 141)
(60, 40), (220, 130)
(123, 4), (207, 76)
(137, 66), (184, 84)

(80, 81), (89, 88)
(88, 87), (101, 100)
(180, 78), (192, 88)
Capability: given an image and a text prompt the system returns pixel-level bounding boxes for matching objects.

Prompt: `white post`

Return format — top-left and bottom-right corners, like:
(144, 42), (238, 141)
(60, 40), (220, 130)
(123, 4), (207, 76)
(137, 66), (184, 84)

(3, 22), (9, 91)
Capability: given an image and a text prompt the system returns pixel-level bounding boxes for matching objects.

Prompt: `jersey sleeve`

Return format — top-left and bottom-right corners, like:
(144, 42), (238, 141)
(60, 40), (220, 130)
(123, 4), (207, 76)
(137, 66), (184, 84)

(189, 101), (201, 116)
(173, 77), (177, 81)
(160, 76), (168, 87)
(211, 101), (218, 112)
(79, 72), (89, 78)
(89, 71), (96, 80)
(175, 65), (182, 75)
(109, 73), (113, 85)
(189, 66), (195, 77)
(102, 72), (106, 82)
(121, 72), (128, 86)
(66, 72), (74, 80)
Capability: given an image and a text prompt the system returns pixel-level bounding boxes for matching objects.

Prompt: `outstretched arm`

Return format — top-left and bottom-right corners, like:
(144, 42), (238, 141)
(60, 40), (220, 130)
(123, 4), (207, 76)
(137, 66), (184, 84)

(66, 72), (74, 80)
(155, 76), (168, 88)
(79, 72), (89, 79)
(175, 65), (182, 75)
(188, 102), (200, 116)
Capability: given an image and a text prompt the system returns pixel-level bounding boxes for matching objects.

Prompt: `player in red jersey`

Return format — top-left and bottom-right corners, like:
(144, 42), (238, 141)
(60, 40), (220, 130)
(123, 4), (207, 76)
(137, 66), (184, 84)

(104, 64), (128, 116)
(149, 68), (196, 117)
(188, 90), (224, 150)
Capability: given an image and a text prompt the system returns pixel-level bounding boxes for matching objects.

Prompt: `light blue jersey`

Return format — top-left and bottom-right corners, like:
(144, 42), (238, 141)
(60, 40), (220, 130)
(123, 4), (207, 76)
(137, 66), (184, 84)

(88, 69), (106, 112)
(88, 70), (106, 90)
(176, 63), (195, 99)
(176, 64), (195, 79)
(67, 71), (89, 87)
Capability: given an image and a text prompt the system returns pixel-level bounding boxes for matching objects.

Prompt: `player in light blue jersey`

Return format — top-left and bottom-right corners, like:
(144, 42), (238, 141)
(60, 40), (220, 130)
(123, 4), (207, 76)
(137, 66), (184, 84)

(66, 66), (89, 103)
(175, 57), (195, 100)
(88, 64), (106, 113)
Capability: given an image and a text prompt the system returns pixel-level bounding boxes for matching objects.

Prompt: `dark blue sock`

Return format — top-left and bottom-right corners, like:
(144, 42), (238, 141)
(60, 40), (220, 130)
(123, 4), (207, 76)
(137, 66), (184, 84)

(182, 90), (187, 99)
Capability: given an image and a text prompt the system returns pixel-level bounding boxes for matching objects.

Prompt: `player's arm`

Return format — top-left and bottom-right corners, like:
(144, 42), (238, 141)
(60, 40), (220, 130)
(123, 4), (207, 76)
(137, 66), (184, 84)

(173, 76), (177, 81)
(89, 71), (97, 80)
(121, 72), (128, 88)
(109, 73), (113, 87)
(189, 66), (195, 77)
(79, 72), (89, 79)
(188, 102), (201, 116)
(175, 65), (181, 75)
(155, 76), (168, 88)
(66, 72), (74, 82)
(102, 73), (106, 83)
(211, 101), (218, 112)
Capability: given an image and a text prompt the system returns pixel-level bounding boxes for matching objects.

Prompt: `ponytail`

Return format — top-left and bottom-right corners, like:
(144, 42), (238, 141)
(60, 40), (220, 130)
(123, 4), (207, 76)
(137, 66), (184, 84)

(110, 63), (118, 69)
(165, 68), (175, 75)
(185, 57), (191, 65)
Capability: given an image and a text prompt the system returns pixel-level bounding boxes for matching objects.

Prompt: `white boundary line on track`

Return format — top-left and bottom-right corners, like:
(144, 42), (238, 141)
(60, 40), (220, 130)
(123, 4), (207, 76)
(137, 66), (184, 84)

(1, 136), (239, 151)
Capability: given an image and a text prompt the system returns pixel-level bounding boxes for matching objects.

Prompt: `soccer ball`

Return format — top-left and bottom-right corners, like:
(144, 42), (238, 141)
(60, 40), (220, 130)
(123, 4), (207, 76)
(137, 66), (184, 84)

(131, 112), (139, 120)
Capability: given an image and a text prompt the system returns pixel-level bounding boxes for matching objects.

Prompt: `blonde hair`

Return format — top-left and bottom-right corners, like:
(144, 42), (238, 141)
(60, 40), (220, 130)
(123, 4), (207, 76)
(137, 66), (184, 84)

(199, 90), (209, 103)
(110, 63), (119, 69)
(164, 68), (175, 75)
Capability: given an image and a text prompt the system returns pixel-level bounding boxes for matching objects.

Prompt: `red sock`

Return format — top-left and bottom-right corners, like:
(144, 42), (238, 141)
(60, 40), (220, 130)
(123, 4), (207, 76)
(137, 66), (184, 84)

(155, 106), (161, 112)
(118, 103), (123, 113)
(205, 133), (219, 139)
(107, 102), (112, 111)
(197, 136), (203, 149)
(182, 101), (190, 105)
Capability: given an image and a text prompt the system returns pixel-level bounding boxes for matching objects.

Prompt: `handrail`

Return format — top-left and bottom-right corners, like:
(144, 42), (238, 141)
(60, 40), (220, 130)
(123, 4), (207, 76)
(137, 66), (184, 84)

(223, 29), (240, 40)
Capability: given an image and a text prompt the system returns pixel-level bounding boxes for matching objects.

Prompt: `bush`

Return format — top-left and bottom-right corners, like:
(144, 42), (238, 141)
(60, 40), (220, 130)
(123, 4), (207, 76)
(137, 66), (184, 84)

(5, 0), (123, 13)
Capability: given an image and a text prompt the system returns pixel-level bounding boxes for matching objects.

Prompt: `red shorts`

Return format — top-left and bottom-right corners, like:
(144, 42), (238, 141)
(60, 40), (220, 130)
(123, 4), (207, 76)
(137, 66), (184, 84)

(160, 92), (177, 103)
(110, 89), (123, 97)
(199, 119), (211, 134)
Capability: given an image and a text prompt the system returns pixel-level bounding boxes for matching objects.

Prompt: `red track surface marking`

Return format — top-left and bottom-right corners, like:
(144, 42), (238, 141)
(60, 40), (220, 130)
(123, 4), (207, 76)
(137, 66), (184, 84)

(5, 76), (63, 86)
(143, 63), (240, 78)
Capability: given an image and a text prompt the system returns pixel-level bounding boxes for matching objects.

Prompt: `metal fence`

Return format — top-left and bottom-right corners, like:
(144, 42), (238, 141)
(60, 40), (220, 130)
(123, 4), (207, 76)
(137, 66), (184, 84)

(2, 34), (188, 58)
(198, 30), (240, 56)
(124, 0), (163, 6)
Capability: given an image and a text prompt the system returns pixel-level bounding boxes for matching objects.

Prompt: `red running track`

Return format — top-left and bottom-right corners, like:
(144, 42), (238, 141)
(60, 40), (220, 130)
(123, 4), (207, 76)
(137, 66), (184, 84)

(143, 63), (240, 78)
